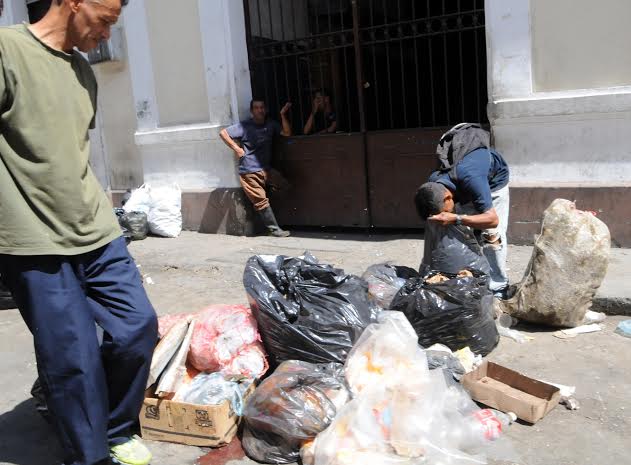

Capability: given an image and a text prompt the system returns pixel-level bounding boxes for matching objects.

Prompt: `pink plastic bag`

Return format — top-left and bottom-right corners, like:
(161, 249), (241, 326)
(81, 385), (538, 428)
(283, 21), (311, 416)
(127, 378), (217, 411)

(157, 305), (269, 379)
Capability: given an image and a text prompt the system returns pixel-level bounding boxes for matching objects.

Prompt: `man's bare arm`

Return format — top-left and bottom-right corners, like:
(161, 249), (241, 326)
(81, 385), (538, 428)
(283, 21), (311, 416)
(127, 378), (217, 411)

(280, 102), (292, 136)
(219, 129), (245, 159)
(429, 208), (499, 229)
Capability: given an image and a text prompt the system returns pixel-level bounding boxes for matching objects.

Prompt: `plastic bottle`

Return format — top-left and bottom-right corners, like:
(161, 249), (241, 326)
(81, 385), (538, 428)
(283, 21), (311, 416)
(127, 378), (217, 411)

(470, 409), (516, 440)
(452, 409), (516, 450)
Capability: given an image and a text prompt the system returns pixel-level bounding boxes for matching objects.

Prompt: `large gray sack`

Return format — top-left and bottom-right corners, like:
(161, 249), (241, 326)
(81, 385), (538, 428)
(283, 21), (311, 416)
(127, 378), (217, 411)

(501, 199), (610, 327)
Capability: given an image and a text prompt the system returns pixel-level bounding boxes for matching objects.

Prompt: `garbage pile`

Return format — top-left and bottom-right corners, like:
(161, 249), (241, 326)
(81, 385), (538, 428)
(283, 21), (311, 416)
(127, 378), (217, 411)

(117, 183), (183, 239)
(247, 312), (515, 465)
(243, 252), (378, 366)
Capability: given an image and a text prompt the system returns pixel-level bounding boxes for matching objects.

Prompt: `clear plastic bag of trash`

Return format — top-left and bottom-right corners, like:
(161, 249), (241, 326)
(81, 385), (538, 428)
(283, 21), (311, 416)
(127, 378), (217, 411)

(308, 312), (515, 465)
(242, 360), (350, 464)
(243, 252), (377, 366)
(421, 222), (491, 276)
(174, 372), (248, 415)
(501, 199), (610, 327)
(345, 312), (429, 395)
(362, 264), (419, 309)
(390, 270), (499, 356)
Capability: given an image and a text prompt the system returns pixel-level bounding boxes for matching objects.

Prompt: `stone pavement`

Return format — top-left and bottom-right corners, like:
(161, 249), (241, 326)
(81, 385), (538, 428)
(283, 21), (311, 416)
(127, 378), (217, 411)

(1, 231), (630, 465)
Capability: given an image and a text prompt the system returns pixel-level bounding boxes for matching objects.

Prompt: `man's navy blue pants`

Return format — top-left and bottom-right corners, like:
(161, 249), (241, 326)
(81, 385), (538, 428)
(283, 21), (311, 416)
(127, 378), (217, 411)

(0, 237), (158, 465)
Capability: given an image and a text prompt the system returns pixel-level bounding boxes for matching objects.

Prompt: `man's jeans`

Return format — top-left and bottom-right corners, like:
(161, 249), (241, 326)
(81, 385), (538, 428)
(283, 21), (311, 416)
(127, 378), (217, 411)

(482, 185), (510, 293)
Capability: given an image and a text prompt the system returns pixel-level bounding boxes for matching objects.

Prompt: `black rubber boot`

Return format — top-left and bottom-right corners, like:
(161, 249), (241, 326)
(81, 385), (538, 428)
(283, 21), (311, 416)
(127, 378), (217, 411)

(258, 207), (290, 237)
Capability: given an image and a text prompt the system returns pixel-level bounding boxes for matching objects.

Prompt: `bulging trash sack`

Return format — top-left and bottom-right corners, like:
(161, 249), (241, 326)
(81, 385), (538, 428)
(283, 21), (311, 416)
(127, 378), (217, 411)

(307, 312), (514, 465)
(362, 264), (418, 309)
(243, 252), (377, 365)
(123, 183), (182, 238)
(242, 360), (350, 464)
(156, 305), (269, 379)
(390, 270), (499, 356)
(421, 222), (491, 276)
(501, 199), (610, 327)
(147, 184), (182, 238)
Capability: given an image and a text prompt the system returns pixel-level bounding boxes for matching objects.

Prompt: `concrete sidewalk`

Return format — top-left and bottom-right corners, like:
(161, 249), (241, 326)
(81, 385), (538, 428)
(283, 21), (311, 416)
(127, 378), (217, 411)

(0, 231), (630, 465)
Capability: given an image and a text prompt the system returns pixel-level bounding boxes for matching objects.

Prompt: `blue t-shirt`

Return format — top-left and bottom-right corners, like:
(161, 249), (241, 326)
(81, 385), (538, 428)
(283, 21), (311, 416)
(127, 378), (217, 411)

(226, 118), (281, 174)
(429, 148), (509, 213)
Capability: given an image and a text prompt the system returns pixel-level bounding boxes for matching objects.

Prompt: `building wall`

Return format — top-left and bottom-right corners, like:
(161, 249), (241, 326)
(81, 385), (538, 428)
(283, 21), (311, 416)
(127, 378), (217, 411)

(531, 0), (631, 92)
(145, 0), (210, 127)
(486, 0), (631, 246)
(92, 23), (143, 190)
(486, 0), (631, 186)
(122, 0), (256, 234)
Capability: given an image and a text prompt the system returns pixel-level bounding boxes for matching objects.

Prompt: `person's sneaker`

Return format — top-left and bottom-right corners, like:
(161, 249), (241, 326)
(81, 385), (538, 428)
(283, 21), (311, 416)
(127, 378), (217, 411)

(110, 436), (152, 465)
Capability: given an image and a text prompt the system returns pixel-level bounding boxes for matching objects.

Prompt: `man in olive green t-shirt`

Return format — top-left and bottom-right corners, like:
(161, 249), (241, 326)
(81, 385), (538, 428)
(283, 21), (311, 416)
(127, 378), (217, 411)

(0, 2), (157, 465)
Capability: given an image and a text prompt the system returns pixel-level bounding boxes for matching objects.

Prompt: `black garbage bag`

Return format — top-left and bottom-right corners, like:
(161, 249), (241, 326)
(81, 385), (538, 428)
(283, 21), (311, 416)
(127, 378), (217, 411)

(390, 270), (499, 356)
(241, 360), (349, 464)
(421, 222), (490, 276)
(117, 210), (149, 241)
(243, 252), (377, 365)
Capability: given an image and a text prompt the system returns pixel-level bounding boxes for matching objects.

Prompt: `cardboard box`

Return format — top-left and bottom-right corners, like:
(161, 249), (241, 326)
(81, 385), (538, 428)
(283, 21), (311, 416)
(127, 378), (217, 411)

(461, 362), (561, 424)
(139, 384), (254, 447)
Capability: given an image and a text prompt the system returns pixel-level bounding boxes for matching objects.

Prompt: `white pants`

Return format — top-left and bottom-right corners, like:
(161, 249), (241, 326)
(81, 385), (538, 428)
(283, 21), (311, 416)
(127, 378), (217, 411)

(483, 185), (510, 292)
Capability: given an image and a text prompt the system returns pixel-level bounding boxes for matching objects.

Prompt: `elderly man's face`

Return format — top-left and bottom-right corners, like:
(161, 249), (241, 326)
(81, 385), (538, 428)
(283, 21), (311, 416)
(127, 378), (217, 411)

(69, 0), (122, 52)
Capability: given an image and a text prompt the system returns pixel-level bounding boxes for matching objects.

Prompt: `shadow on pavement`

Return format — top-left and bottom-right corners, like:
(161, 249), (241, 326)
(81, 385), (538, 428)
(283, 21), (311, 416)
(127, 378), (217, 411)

(0, 398), (62, 465)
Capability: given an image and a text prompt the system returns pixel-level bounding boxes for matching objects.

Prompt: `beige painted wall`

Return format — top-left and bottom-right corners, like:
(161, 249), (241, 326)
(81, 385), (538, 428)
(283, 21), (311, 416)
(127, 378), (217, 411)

(145, 0), (210, 126)
(532, 0), (631, 92)
(91, 21), (144, 190)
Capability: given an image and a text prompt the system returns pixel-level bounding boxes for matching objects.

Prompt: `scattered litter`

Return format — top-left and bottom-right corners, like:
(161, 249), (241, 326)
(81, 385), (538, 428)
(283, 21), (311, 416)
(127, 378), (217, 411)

(501, 199), (610, 327)
(583, 310), (606, 324)
(243, 252), (376, 365)
(553, 323), (603, 339)
(390, 269), (499, 356)
(144, 275), (155, 285)
(497, 321), (533, 344)
(537, 381), (579, 410)
(454, 346), (483, 373)
(614, 320), (631, 339)
(462, 361), (561, 423)
(424, 343), (466, 377)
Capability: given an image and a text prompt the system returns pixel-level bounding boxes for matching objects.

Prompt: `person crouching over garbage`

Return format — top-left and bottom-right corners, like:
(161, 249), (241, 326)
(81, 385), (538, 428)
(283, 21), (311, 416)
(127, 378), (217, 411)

(414, 123), (510, 298)
(220, 98), (293, 237)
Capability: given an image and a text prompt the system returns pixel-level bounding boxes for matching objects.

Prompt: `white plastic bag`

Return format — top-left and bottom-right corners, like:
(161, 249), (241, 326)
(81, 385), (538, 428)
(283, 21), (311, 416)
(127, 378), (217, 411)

(123, 184), (152, 215)
(148, 184), (182, 238)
